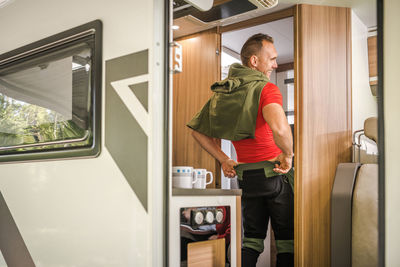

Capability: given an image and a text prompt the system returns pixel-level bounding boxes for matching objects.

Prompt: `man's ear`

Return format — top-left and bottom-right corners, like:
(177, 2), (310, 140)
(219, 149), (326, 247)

(249, 55), (258, 68)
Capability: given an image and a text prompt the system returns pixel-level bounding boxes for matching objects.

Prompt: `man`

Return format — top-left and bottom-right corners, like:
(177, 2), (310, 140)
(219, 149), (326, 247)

(187, 33), (294, 267)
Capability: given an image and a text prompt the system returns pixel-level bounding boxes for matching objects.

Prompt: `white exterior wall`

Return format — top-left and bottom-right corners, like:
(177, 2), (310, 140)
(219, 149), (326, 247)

(0, 0), (165, 266)
(351, 10), (378, 132)
(384, 0), (400, 265)
(151, 0), (166, 265)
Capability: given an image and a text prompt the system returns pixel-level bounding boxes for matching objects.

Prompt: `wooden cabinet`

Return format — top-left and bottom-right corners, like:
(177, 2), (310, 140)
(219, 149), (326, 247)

(172, 29), (221, 187)
(187, 239), (225, 267)
(295, 5), (352, 266)
(368, 35), (378, 95)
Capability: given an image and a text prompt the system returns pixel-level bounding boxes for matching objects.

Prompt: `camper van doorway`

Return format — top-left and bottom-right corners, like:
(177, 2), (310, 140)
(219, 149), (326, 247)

(171, 2), (295, 266)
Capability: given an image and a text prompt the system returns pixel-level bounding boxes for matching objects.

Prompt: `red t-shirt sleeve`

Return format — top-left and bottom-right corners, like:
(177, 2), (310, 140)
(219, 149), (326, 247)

(260, 82), (283, 109)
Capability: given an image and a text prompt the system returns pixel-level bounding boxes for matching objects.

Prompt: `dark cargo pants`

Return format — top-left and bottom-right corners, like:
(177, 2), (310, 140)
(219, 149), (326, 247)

(239, 168), (294, 267)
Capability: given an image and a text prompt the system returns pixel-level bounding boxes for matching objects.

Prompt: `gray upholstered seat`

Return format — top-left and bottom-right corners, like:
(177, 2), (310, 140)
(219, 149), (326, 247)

(352, 117), (378, 267)
(331, 117), (378, 267)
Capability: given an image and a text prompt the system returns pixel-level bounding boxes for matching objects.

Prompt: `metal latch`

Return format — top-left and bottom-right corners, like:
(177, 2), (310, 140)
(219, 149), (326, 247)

(170, 41), (182, 74)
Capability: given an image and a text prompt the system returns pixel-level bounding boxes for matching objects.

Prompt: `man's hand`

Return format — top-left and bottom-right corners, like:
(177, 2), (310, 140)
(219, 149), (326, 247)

(221, 158), (238, 178)
(273, 153), (293, 174)
(208, 234), (218, 240)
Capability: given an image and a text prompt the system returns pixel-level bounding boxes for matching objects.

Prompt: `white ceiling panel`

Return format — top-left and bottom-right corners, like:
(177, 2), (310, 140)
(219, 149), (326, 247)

(222, 17), (294, 64)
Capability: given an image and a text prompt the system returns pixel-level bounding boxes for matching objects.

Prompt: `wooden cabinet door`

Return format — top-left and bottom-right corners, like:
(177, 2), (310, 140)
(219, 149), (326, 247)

(173, 29), (221, 187)
(295, 5), (352, 267)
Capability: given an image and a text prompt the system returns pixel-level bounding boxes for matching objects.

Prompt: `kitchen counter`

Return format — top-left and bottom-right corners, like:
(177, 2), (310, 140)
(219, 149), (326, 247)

(172, 188), (242, 196)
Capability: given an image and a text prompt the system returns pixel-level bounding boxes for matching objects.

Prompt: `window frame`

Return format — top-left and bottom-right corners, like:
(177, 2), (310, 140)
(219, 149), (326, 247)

(0, 20), (102, 162)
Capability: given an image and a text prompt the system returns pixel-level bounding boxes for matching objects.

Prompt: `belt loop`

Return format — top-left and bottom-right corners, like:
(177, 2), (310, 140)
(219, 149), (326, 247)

(236, 169), (243, 180)
(263, 167), (270, 179)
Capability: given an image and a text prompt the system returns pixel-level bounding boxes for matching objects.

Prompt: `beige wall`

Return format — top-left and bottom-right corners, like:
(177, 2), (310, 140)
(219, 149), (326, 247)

(0, 0), (163, 266)
(384, 0), (400, 265)
(351, 10), (378, 132)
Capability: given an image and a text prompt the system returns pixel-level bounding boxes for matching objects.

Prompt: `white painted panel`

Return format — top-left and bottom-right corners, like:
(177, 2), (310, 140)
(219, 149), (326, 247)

(0, 150), (148, 266)
(185, 0), (213, 11)
(0, 0), (152, 61)
(0, 0), (161, 266)
(351, 10), (377, 132)
(384, 0), (400, 265)
(0, 250), (6, 267)
(111, 74), (151, 135)
(221, 17), (294, 65)
(149, 0), (166, 265)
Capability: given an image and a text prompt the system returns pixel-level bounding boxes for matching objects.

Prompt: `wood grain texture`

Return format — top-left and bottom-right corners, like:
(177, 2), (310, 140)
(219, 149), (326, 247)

(173, 29), (221, 188)
(295, 4), (352, 267)
(368, 36), (378, 78)
(276, 62), (294, 73)
(219, 7), (294, 34)
(213, 0), (231, 6)
(236, 196), (241, 267)
(187, 238), (225, 267)
(293, 6), (301, 266)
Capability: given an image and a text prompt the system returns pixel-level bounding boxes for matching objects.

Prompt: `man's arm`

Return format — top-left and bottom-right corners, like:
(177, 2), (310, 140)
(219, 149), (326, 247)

(191, 130), (237, 178)
(262, 103), (294, 173)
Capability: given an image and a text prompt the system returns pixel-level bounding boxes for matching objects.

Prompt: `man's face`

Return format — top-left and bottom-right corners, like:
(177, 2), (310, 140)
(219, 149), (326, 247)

(253, 40), (278, 78)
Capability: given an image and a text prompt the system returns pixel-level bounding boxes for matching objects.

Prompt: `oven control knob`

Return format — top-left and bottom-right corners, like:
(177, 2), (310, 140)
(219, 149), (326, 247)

(205, 211), (214, 224)
(215, 209), (224, 223)
(194, 211), (204, 225)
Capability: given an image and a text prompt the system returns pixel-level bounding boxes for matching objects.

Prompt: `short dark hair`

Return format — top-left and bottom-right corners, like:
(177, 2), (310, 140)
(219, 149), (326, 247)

(240, 33), (274, 66)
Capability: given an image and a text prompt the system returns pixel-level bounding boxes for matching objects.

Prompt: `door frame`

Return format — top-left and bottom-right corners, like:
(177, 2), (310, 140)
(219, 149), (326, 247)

(218, 6), (300, 266)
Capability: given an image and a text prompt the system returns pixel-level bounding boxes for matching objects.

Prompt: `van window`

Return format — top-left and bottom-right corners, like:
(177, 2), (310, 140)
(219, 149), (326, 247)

(0, 21), (102, 161)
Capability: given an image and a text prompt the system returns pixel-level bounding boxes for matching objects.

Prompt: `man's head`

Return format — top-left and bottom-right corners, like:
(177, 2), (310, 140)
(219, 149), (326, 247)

(240, 33), (278, 79)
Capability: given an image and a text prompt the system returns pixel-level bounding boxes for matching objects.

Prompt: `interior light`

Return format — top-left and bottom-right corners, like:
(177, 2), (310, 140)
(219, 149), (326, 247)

(72, 62), (82, 70)
(172, 25), (180, 30)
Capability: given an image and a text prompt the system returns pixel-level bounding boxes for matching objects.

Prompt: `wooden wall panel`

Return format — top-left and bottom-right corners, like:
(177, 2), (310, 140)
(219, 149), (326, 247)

(187, 239), (225, 267)
(236, 196), (241, 267)
(367, 36), (378, 85)
(295, 5), (352, 267)
(173, 30), (221, 187)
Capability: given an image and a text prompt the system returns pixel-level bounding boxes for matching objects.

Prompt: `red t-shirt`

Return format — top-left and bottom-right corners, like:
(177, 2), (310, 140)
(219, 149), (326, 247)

(232, 82), (282, 163)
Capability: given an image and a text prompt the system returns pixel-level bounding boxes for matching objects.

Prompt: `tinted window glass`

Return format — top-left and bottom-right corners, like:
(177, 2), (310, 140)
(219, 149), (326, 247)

(0, 38), (95, 155)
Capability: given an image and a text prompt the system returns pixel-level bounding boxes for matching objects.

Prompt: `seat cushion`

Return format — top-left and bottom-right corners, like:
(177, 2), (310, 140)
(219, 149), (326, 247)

(364, 117), (378, 143)
(352, 164), (378, 267)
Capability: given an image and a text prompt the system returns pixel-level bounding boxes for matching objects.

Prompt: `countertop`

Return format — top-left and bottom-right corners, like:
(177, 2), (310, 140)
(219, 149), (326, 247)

(172, 188), (242, 196)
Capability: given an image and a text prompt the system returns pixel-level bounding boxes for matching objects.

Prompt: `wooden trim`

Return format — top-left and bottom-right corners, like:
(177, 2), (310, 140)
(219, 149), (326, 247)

(347, 9), (353, 140)
(293, 5), (303, 267)
(236, 196), (242, 267)
(370, 80), (378, 86)
(174, 27), (218, 41)
(219, 6), (295, 33)
(215, 31), (222, 188)
(188, 239), (225, 266)
(367, 36), (378, 77)
(213, 0), (231, 6)
(296, 4), (352, 266)
(276, 62), (294, 72)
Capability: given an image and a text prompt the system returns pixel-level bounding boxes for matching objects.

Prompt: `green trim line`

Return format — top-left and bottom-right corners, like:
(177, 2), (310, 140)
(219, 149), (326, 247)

(105, 50), (149, 212)
(243, 237), (264, 253)
(0, 191), (35, 266)
(276, 239), (294, 254)
(129, 82), (148, 111)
